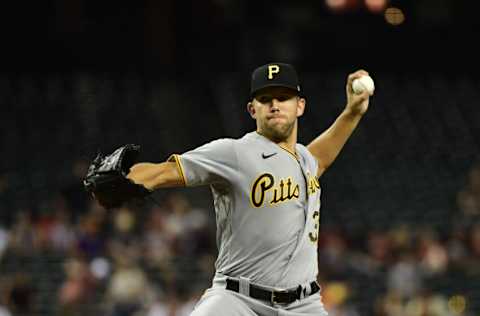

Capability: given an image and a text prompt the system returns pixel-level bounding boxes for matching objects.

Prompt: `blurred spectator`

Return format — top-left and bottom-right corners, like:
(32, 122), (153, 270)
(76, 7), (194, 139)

(387, 248), (422, 299)
(34, 196), (67, 250)
(57, 257), (96, 315)
(112, 206), (137, 240)
(143, 205), (175, 288)
(457, 163), (480, 219)
(463, 222), (480, 276)
(317, 228), (349, 279)
(144, 206), (173, 266)
(7, 211), (35, 254)
(445, 223), (468, 268)
(376, 291), (455, 316)
(76, 208), (106, 259)
(389, 224), (413, 253)
(321, 281), (360, 316)
(50, 206), (76, 252)
(349, 229), (393, 277)
(105, 250), (152, 316)
(366, 230), (393, 271)
(416, 228), (449, 276)
(375, 291), (403, 316)
(457, 189), (479, 218)
(3, 274), (34, 316)
(164, 193), (208, 245)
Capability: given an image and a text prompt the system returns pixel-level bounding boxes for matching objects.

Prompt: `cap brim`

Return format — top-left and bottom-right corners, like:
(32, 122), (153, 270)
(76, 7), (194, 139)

(251, 84), (302, 98)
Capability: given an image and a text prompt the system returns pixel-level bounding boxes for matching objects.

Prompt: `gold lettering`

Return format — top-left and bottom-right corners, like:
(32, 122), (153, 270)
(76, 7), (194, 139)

(280, 180), (285, 201)
(271, 187), (279, 204)
(286, 178), (292, 197)
(307, 173), (320, 195)
(292, 185), (300, 198)
(251, 174), (301, 207)
(270, 177), (300, 205)
(251, 173), (274, 208)
(268, 65), (280, 79)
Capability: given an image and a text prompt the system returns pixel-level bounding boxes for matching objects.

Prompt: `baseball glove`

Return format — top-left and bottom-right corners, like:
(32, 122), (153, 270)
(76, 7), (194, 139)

(83, 144), (151, 209)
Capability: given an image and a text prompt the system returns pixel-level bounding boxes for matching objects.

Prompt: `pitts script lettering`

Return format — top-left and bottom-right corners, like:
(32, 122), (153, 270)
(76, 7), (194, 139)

(250, 173), (300, 207)
(250, 173), (320, 208)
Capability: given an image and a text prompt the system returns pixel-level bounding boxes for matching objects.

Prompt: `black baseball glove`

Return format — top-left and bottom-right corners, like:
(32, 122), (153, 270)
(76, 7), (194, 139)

(83, 144), (151, 209)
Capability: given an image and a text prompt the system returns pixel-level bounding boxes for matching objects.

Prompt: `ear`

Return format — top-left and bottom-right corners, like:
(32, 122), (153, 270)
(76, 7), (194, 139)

(247, 101), (256, 119)
(296, 97), (306, 117)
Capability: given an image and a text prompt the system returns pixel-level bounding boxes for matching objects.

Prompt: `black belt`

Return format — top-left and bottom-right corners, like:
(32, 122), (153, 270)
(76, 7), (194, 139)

(226, 278), (320, 305)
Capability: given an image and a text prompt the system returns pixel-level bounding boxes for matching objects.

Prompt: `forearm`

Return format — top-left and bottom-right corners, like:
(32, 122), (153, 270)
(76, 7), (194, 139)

(307, 108), (363, 172)
(127, 162), (184, 190)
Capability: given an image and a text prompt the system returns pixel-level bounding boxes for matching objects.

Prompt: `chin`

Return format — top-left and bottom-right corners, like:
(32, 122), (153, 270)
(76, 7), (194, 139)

(264, 127), (291, 142)
(259, 119), (295, 142)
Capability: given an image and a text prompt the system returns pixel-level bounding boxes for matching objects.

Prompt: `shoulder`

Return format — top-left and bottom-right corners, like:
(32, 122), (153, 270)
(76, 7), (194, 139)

(206, 132), (263, 150)
(296, 143), (314, 160)
(189, 138), (236, 152)
(202, 132), (253, 146)
(181, 137), (240, 165)
(296, 143), (318, 168)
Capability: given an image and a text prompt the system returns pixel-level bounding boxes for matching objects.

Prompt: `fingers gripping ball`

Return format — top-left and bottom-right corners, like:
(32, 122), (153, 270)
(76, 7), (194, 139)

(352, 75), (375, 96)
(83, 144), (152, 209)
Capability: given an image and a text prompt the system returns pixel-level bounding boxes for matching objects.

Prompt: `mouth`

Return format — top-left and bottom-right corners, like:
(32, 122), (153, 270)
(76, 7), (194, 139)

(267, 114), (286, 121)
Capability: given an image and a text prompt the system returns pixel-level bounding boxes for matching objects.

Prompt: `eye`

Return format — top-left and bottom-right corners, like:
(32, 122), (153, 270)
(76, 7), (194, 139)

(257, 96), (272, 103)
(277, 95), (291, 102)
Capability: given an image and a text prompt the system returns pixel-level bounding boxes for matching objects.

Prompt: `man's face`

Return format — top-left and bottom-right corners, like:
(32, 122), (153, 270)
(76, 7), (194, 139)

(248, 87), (305, 142)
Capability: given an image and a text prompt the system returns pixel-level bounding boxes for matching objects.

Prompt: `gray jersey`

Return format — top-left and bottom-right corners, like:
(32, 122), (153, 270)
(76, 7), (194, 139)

(169, 132), (321, 289)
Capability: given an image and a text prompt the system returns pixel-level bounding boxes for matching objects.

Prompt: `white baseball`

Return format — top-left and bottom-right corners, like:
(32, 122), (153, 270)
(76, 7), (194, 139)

(352, 75), (375, 95)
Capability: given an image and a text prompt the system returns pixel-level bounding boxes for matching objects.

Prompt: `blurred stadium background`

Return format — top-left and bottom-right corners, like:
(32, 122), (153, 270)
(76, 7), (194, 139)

(0, 0), (479, 315)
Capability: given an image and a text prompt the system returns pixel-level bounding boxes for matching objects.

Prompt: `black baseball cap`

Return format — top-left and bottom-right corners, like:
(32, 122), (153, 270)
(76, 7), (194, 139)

(250, 62), (302, 98)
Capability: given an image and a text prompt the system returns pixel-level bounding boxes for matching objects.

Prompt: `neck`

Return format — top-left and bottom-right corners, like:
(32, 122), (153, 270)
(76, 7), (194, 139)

(278, 122), (297, 154)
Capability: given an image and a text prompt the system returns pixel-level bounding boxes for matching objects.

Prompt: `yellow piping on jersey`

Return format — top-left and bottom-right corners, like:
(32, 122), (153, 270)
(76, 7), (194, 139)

(167, 154), (187, 186)
(278, 144), (299, 162)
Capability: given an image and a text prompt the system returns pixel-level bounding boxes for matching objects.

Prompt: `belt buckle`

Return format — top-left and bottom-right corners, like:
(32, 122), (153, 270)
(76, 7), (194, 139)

(270, 289), (288, 304)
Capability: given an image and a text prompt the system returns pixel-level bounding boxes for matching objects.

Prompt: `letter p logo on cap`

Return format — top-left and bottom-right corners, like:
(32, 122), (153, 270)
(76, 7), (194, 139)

(268, 65), (280, 79)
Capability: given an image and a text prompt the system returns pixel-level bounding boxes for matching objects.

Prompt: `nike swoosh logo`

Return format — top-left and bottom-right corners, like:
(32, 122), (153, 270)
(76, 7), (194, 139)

(262, 152), (277, 159)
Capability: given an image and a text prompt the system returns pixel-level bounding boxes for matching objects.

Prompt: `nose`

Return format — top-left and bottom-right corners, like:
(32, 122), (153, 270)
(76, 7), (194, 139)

(270, 98), (280, 111)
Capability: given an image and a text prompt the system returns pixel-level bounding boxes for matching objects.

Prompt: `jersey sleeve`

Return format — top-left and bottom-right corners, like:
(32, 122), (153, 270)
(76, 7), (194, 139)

(167, 139), (238, 187)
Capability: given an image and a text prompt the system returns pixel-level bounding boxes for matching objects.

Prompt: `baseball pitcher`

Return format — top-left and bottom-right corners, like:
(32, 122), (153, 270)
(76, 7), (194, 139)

(84, 63), (372, 315)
